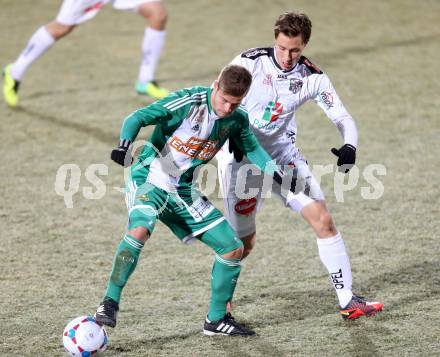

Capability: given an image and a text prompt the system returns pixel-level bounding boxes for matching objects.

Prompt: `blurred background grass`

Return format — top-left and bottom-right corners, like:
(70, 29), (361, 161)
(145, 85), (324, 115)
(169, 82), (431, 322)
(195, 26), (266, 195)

(0, 0), (439, 355)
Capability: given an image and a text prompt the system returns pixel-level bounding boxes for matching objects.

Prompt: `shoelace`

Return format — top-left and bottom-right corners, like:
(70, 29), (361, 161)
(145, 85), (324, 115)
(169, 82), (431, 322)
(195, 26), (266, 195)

(224, 313), (237, 323)
(224, 314), (249, 331)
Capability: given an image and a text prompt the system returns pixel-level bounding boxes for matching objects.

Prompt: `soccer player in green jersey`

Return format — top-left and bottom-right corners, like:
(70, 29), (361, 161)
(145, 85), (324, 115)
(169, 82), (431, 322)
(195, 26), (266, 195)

(94, 64), (292, 336)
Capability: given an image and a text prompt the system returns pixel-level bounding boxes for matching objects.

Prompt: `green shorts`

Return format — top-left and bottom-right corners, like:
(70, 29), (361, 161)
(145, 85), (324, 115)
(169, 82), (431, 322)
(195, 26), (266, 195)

(125, 180), (242, 255)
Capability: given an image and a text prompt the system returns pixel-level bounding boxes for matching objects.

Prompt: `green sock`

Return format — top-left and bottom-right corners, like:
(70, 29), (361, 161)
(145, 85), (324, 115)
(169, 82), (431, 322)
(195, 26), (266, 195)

(207, 255), (241, 322)
(104, 234), (144, 303)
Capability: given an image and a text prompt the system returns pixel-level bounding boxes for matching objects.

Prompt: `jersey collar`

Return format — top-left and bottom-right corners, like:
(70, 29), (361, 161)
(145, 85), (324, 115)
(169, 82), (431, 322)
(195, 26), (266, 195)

(270, 47), (298, 73)
(207, 86), (213, 114)
(207, 86), (221, 119)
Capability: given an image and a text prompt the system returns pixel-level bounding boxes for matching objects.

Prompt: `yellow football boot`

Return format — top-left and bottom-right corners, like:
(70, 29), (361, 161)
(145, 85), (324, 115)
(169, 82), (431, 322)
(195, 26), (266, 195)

(2, 64), (20, 107)
(135, 80), (169, 100)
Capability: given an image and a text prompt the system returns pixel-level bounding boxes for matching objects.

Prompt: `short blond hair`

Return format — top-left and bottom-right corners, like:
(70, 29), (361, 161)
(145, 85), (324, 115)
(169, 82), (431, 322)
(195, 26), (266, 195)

(218, 65), (252, 97)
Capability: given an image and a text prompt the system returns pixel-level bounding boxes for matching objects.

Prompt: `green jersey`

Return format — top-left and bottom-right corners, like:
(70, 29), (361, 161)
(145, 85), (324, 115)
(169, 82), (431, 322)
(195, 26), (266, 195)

(120, 86), (276, 193)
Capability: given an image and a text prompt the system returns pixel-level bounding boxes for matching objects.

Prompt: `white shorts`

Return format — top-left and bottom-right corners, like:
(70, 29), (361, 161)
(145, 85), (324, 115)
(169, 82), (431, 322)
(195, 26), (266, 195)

(56, 0), (162, 25)
(216, 142), (325, 238)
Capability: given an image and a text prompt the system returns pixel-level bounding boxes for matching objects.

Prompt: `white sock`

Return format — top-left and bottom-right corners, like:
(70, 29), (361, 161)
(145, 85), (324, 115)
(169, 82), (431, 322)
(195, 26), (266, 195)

(316, 233), (353, 308)
(137, 27), (166, 84)
(10, 26), (55, 81)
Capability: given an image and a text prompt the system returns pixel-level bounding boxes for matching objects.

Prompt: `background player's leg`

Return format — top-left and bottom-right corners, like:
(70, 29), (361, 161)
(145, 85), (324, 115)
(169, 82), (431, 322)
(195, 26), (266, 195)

(217, 153), (263, 260)
(290, 194), (382, 318)
(280, 162), (353, 307)
(3, 0), (104, 106)
(240, 232), (256, 260)
(3, 23), (65, 107)
(135, 1), (168, 99)
(9, 23), (70, 83)
(293, 199), (353, 308)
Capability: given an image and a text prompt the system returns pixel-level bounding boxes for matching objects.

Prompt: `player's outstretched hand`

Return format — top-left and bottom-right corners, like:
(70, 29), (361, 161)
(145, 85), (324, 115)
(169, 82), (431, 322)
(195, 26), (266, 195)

(331, 144), (356, 173)
(111, 140), (133, 167)
(229, 139), (244, 162)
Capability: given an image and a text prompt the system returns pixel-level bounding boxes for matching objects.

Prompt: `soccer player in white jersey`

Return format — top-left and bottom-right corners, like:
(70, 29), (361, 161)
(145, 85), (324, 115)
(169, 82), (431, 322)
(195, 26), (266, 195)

(2, 0), (169, 107)
(216, 12), (384, 320)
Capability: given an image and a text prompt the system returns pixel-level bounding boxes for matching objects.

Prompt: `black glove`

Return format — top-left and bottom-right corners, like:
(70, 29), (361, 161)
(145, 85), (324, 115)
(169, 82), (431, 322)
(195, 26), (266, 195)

(273, 170), (298, 194)
(331, 144), (356, 173)
(228, 138), (244, 162)
(111, 139), (133, 167)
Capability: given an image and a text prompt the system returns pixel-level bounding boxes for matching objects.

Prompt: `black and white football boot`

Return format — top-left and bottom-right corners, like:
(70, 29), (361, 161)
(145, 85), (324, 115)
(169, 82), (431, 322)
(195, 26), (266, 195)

(94, 298), (119, 328)
(203, 313), (255, 336)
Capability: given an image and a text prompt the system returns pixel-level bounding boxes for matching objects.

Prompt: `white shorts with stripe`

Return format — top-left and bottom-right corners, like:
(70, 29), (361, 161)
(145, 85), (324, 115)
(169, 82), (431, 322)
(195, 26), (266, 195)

(56, 0), (162, 25)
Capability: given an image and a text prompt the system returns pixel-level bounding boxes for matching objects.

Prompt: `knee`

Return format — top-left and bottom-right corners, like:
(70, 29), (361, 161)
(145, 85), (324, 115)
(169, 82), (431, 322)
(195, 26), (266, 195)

(242, 247), (252, 260)
(241, 233), (256, 260)
(320, 211), (333, 228)
(222, 246), (243, 260)
(139, 3), (168, 29)
(153, 5), (168, 27)
(127, 226), (150, 243)
(302, 202), (337, 237)
(317, 212), (337, 236)
(46, 21), (75, 39)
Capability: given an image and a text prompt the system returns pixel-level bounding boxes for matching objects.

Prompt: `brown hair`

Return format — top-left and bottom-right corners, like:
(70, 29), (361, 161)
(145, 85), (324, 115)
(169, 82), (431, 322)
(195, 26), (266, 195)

(274, 12), (312, 44)
(217, 65), (252, 97)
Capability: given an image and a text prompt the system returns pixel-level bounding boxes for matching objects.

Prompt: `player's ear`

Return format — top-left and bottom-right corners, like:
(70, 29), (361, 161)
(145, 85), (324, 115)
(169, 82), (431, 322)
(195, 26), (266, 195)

(213, 80), (219, 91)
